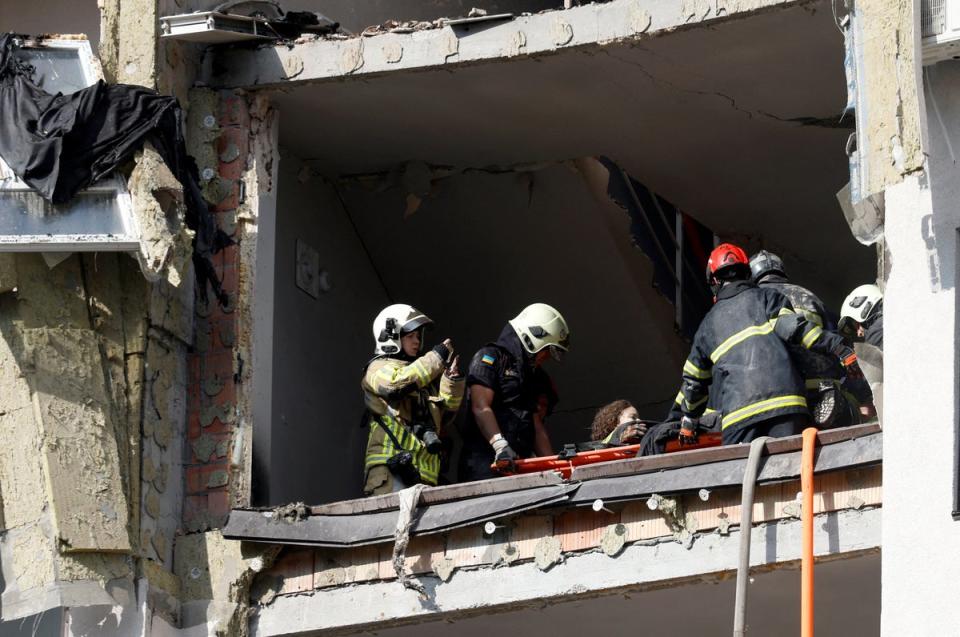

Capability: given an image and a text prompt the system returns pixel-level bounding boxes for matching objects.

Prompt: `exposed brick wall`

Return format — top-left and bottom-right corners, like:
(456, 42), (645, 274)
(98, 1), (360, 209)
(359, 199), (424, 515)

(184, 93), (248, 531)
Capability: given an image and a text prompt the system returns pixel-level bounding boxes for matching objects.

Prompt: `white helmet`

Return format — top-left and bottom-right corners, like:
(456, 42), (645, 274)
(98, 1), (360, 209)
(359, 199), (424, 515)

(838, 284), (882, 336)
(372, 304), (433, 355)
(509, 303), (570, 359)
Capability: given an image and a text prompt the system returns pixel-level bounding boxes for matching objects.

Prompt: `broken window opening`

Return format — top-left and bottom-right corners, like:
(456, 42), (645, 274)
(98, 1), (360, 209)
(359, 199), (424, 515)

(0, 37), (138, 253)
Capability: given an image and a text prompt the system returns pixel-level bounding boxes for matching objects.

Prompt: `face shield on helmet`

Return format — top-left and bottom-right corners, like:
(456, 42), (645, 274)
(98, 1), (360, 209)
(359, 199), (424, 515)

(838, 284), (883, 341)
(372, 304), (434, 355)
(509, 303), (570, 361)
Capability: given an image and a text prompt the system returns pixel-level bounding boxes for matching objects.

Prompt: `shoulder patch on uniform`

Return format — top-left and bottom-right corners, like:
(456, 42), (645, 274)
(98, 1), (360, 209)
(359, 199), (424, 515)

(481, 354), (496, 365)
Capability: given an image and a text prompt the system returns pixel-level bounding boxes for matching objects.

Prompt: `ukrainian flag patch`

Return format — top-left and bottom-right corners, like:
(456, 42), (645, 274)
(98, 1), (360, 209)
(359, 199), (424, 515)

(481, 354), (496, 366)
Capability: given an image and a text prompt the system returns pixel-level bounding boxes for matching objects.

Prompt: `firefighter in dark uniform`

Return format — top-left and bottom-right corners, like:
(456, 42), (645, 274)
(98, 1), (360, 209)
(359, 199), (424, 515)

(458, 303), (569, 482)
(677, 244), (864, 445)
(750, 250), (874, 427)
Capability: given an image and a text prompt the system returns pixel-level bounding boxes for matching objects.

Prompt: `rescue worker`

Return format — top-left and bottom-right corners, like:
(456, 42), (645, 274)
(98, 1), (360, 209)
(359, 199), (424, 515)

(458, 303), (569, 481)
(839, 284), (883, 350)
(590, 400), (647, 446)
(839, 284), (884, 421)
(750, 250), (874, 427)
(361, 304), (464, 495)
(677, 243), (864, 445)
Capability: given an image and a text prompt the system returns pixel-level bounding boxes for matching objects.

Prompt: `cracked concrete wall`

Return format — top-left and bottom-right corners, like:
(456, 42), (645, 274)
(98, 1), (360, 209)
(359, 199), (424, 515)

(99, 0), (201, 105)
(853, 0), (925, 197)
(175, 530), (279, 637)
(0, 252), (198, 630)
(183, 89), (276, 526)
(0, 251), (194, 630)
(254, 506), (881, 636)
(184, 0), (560, 33)
(0, 254), (141, 623)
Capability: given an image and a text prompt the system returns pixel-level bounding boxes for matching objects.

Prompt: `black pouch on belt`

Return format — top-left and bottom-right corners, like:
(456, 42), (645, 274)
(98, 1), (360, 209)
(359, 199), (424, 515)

(386, 451), (422, 486)
(372, 414), (423, 486)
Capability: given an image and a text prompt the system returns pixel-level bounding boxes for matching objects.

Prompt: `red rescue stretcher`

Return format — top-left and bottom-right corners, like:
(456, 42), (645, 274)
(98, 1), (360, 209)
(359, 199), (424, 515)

(495, 432), (722, 479)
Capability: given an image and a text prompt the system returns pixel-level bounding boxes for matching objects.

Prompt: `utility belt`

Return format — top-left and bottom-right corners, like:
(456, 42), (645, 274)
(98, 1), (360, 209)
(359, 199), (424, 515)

(368, 411), (423, 487)
(370, 413), (423, 486)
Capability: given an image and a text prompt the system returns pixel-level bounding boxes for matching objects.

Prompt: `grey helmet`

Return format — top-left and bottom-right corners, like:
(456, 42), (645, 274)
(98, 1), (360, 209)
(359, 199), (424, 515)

(749, 249), (786, 282)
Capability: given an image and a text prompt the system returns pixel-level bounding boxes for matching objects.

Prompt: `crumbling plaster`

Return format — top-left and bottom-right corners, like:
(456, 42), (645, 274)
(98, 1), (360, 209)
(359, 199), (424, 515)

(175, 531), (280, 637)
(99, 0), (202, 105)
(205, 0), (805, 89)
(253, 507), (880, 636)
(854, 0), (925, 196)
(234, 94), (280, 509)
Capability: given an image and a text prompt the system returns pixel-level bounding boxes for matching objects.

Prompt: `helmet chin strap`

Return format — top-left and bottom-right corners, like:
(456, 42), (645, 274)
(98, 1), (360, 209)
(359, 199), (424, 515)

(710, 277), (723, 299)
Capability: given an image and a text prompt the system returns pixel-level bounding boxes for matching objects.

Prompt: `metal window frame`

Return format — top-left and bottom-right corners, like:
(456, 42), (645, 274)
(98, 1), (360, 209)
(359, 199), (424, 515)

(0, 37), (139, 253)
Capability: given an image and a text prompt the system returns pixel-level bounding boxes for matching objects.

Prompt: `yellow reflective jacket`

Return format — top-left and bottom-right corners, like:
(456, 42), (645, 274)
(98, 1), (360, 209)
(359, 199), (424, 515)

(361, 351), (464, 485)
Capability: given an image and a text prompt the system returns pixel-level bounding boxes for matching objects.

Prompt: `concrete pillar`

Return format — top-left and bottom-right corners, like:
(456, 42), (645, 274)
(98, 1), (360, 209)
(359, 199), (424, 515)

(880, 60), (960, 636)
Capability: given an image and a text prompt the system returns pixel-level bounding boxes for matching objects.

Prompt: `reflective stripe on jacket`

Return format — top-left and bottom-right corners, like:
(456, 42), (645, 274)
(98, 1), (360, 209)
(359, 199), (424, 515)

(758, 275), (843, 386)
(362, 350), (464, 485)
(678, 281), (850, 432)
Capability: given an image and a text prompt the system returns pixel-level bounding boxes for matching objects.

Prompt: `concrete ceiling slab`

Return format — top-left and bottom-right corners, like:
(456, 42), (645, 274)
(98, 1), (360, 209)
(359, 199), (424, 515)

(268, 0), (872, 303)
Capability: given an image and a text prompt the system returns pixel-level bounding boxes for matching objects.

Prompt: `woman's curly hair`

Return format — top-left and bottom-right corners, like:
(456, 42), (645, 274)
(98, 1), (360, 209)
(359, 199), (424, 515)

(590, 399), (633, 441)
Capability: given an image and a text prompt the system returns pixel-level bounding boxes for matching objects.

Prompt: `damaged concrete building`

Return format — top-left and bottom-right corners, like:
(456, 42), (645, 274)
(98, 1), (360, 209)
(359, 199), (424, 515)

(0, 0), (956, 634)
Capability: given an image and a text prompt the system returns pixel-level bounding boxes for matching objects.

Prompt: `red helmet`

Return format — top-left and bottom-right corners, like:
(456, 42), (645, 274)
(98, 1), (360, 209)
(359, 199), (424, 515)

(706, 243), (749, 283)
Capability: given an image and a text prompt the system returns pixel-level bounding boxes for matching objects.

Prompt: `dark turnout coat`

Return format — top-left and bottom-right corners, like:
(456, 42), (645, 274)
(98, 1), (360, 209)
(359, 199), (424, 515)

(758, 274), (842, 384)
(678, 281), (853, 436)
(458, 325), (556, 481)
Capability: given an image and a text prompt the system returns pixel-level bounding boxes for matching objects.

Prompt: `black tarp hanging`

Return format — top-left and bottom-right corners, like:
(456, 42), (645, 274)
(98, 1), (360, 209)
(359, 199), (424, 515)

(0, 33), (228, 304)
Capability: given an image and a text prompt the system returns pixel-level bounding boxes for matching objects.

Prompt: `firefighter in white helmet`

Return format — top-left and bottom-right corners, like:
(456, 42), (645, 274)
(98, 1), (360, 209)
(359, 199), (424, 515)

(839, 284), (884, 421)
(361, 304), (464, 495)
(839, 284), (883, 350)
(458, 303), (570, 481)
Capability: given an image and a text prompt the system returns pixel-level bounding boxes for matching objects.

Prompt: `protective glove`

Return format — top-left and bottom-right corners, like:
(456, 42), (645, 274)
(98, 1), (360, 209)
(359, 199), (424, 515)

(679, 416), (699, 446)
(491, 434), (518, 473)
(839, 350), (864, 380)
(431, 342), (451, 363)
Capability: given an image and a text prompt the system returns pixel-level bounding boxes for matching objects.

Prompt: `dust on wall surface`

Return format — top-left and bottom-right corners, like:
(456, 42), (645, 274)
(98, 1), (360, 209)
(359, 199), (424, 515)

(0, 253), (156, 621)
(98, 0), (202, 104)
(854, 0), (925, 196)
(186, 0), (561, 32)
(175, 530), (279, 637)
(263, 153), (391, 506)
(183, 89), (279, 522)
